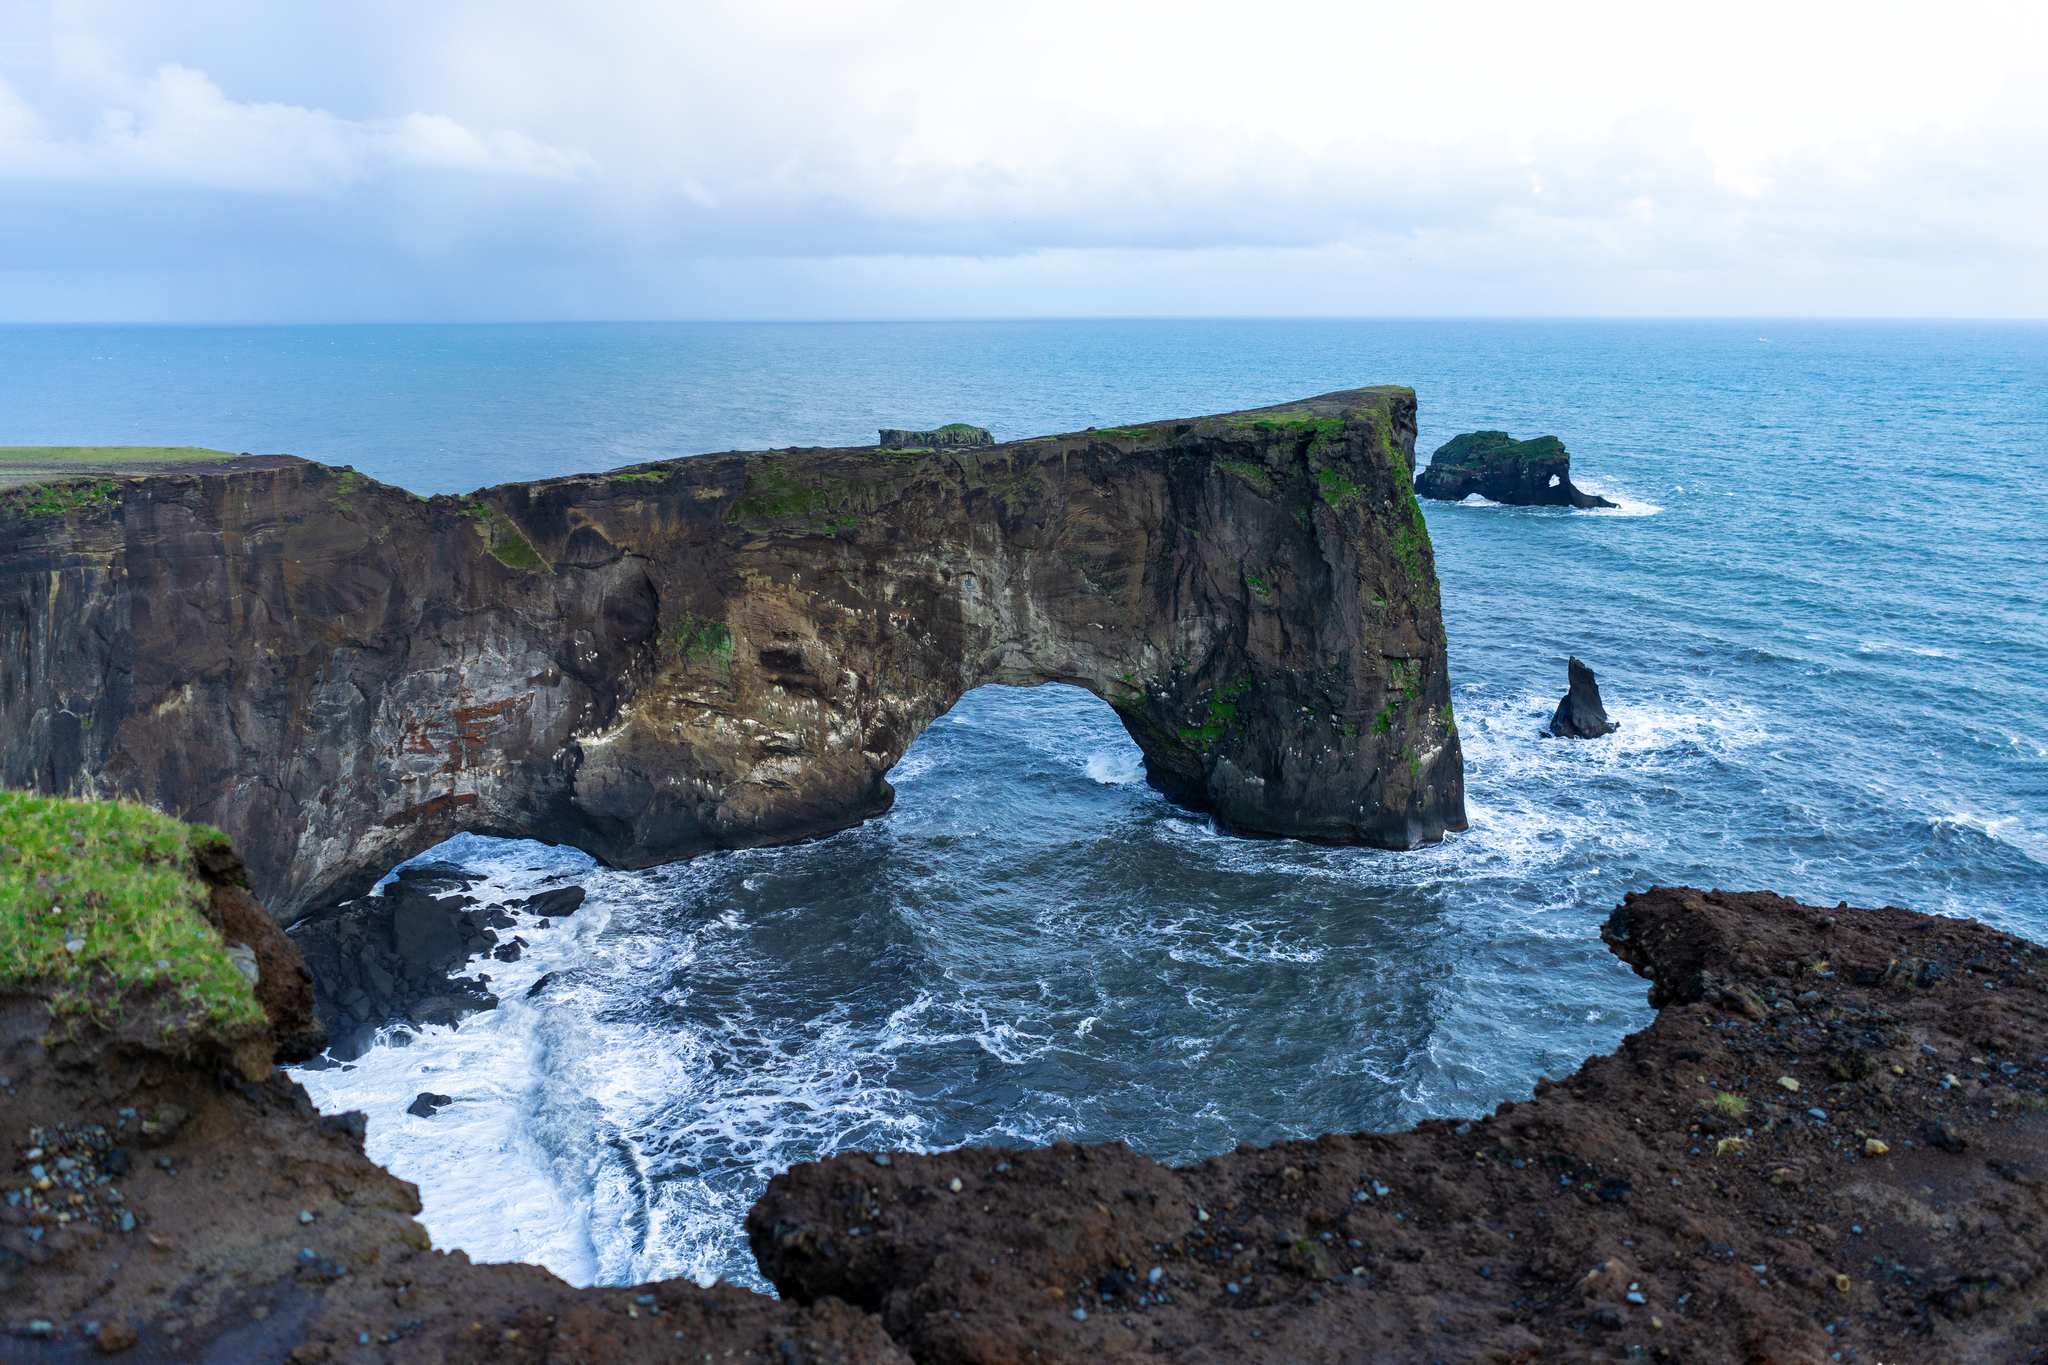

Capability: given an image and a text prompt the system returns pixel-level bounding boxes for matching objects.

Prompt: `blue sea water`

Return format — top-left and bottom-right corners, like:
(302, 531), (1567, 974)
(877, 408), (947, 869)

(6, 319), (2044, 1289)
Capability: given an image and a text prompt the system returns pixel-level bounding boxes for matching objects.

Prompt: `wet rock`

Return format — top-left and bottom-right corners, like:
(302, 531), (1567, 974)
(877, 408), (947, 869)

(289, 861), (498, 1059)
(405, 1092), (453, 1118)
(1414, 430), (1617, 508)
(1549, 656), (1620, 738)
(518, 885), (586, 918)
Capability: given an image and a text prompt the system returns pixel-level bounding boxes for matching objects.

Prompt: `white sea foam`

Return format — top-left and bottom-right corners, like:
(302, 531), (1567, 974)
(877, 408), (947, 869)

(1856, 638), (1955, 659)
(1933, 811), (2048, 866)
(1083, 750), (1143, 784)
(1572, 479), (1663, 516)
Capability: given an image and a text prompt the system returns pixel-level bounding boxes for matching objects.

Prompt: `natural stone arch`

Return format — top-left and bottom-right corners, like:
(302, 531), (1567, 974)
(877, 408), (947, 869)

(1, 386), (1466, 919)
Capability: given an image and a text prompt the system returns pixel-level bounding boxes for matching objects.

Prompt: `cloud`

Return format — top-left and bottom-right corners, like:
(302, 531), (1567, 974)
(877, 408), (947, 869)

(0, 65), (591, 193)
(0, 0), (2041, 318)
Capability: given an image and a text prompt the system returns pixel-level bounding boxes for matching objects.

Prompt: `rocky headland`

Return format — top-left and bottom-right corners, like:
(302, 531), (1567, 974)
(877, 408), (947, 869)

(2, 386), (1464, 923)
(8, 798), (2047, 1363)
(1414, 431), (1617, 509)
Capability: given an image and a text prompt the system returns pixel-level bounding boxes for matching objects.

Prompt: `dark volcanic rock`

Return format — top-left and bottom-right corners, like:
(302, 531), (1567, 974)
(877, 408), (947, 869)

(518, 885), (586, 918)
(1548, 655), (1620, 737)
(405, 1090), (453, 1117)
(751, 886), (2048, 1364)
(290, 861), (501, 1059)
(1414, 430), (1617, 508)
(3, 386), (1465, 918)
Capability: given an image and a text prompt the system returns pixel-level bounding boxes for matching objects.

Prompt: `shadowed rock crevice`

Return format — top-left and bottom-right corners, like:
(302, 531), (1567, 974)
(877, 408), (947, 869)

(2, 386), (1464, 919)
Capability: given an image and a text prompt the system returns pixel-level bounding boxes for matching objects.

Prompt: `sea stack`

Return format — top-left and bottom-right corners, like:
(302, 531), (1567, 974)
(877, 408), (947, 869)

(1549, 656), (1620, 737)
(1414, 430), (1616, 508)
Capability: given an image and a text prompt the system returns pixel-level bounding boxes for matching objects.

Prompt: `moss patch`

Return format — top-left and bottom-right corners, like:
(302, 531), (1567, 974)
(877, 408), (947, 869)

(0, 793), (264, 1030)
(463, 502), (547, 572)
(674, 616), (735, 668)
(1, 478), (122, 520)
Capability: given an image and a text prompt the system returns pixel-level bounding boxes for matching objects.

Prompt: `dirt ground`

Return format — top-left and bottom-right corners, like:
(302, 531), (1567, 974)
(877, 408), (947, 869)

(9, 885), (2047, 1364)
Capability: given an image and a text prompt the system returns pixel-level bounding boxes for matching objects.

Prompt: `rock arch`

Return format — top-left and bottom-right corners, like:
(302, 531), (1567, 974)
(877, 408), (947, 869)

(1, 386), (1466, 919)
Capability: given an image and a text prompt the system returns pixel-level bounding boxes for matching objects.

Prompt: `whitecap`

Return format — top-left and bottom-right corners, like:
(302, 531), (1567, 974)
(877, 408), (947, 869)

(1084, 750), (1143, 784)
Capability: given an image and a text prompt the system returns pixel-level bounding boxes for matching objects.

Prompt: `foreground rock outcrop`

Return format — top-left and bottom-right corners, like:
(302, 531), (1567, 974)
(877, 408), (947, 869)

(2, 386), (1463, 920)
(13, 814), (2046, 1361)
(750, 887), (2048, 1364)
(1414, 431), (1617, 508)
(1, 807), (905, 1364)
(1550, 656), (1621, 738)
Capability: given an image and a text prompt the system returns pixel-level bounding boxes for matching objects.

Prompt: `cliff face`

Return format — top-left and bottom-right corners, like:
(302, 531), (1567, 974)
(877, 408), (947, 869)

(1, 386), (1464, 920)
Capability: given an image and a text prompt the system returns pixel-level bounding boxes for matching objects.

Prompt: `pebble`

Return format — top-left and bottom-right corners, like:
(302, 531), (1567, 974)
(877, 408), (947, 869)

(872, 1154), (890, 1167)
(300, 1210), (316, 1223)
(949, 1178), (962, 1192)
(1778, 1076), (1801, 1093)
(1808, 1108), (1828, 1121)
(1070, 1308), (1088, 1321)
(1148, 1267), (1164, 1284)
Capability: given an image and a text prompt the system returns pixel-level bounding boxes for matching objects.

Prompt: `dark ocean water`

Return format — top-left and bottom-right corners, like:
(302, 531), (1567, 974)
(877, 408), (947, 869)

(6, 319), (2043, 1288)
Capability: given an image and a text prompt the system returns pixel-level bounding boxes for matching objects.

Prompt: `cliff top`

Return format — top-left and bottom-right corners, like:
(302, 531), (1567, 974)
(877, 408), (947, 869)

(0, 792), (264, 1032)
(0, 446), (305, 491)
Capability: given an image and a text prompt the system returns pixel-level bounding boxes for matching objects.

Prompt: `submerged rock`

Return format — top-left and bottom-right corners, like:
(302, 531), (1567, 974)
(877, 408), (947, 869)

(405, 1091), (452, 1117)
(1549, 655), (1620, 737)
(1414, 430), (1617, 508)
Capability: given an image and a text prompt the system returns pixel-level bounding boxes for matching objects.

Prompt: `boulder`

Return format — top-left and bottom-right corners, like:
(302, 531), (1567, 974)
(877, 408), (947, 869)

(1415, 430), (1617, 508)
(1549, 656), (1620, 737)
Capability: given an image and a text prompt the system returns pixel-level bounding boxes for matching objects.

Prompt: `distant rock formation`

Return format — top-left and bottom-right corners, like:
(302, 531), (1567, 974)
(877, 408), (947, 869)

(1414, 430), (1616, 508)
(878, 423), (992, 449)
(1549, 656), (1620, 737)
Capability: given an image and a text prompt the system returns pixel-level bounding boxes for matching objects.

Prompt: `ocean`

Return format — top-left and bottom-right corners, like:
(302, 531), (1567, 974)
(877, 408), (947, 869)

(5, 318), (2043, 1290)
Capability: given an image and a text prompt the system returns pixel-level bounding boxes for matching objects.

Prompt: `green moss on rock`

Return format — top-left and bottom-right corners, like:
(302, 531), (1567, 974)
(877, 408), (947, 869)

(0, 793), (265, 1030)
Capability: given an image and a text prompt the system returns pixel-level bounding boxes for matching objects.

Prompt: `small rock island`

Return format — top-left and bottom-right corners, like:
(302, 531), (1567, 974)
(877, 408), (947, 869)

(1414, 430), (1617, 508)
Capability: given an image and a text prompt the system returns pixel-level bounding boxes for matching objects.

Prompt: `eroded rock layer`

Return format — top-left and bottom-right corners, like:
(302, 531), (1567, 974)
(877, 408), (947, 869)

(1, 387), (1464, 920)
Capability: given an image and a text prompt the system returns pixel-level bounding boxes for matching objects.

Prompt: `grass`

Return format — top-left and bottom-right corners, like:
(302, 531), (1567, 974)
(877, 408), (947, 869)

(0, 792), (264, 1031)
(0, 446), (238, 491)
(1703, 1092), (1749, 1120)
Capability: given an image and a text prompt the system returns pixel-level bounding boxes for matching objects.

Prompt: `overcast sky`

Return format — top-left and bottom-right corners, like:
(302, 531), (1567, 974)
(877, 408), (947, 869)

(1, 0), (2043, 320)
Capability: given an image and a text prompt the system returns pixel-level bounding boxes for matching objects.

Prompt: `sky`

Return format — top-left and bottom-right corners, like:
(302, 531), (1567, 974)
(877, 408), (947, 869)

(1, 0), (2043, 321)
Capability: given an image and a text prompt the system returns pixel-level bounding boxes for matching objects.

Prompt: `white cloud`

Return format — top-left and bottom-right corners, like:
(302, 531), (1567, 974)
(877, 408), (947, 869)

(0, 0), (2041, 318)
(0, 64), (591, 192)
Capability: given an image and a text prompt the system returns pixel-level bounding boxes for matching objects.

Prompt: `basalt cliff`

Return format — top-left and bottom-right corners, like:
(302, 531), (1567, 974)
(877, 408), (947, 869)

(1, 386), (1464, 922)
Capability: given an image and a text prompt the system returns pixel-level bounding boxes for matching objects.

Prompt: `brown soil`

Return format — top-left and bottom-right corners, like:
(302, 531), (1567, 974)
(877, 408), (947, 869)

(8, 884), (2046, 1364)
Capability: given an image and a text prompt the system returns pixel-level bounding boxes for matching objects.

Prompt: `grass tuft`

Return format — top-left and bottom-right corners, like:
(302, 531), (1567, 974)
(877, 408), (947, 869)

(1703, 1091), (1749, 1119)
(0, 793), (264, 1029)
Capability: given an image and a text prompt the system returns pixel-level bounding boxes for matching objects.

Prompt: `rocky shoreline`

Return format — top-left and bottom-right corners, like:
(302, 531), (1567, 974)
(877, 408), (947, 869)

(10, 866), (2047, 1363)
